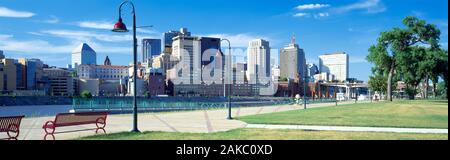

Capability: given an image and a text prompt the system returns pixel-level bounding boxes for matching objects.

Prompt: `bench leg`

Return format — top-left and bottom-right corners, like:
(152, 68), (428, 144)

(95, 128), (106, 134)
(44, 134), (56, 140)
(7, 137), (18, 140)
(43, 126), (56, 140)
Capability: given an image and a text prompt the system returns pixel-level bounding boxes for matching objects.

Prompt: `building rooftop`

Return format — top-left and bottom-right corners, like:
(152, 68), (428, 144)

(79, 64), (129, 69)
(321, 52), (347, 56)
(72, 43), (96, 54)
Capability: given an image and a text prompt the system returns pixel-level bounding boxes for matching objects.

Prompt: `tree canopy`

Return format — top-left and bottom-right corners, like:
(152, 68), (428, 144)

(367, 16), (446, 100)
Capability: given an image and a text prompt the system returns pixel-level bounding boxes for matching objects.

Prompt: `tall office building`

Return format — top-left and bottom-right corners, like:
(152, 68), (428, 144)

(142, 39), (162, 64)
(247, 39), (271, 84)
(15, 62), (25, 90)
(18, 58), (43, 90)
(171, 35), (202, 84)
(0, 58), (17, 91)
(72, 43), (97, 69)
(200, 37), (222, 66)
(307, 63), (319, 78)
(152, 52), (178, 76)
(319, 52), (349, 82)
(279, 36), (306, 80)
(163, 28), (191, 53)
(0, 50), (4, 59)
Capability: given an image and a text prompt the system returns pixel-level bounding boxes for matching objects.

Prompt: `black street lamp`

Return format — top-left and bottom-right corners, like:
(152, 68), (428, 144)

(221, 39), (232, 120)
(112, 0), (140, 133)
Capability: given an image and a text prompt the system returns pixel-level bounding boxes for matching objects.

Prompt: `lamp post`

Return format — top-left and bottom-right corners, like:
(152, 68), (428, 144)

(112, 0), (140, 133)
(221, 39), (232, 120)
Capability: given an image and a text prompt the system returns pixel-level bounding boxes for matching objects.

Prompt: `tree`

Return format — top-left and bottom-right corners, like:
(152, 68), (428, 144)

(367, 16), (441, 101)
(81, 91), (92, 99)
(368, 74), (388, 94)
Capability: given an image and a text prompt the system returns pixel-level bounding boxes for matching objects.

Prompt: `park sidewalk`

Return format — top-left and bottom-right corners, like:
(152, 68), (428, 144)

(4, 100), (412, 140)
(7, 101), (356, 140)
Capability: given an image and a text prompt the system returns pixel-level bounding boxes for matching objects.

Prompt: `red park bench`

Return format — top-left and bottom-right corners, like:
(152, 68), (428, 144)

(42, 112), (108, 140)
(0, 115), (25, 140)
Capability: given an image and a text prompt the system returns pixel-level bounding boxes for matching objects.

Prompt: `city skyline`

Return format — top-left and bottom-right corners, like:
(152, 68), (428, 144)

(0, 0), (448, 82)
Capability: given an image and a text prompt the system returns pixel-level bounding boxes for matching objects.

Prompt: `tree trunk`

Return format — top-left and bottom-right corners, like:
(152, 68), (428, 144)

(424, 76), (429, 99)
(387, 64), (395, 101)
(433, 82), (437, 99)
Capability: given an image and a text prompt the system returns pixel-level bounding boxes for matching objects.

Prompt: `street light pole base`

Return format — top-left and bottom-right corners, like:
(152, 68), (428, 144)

(130, 129), (141, 133)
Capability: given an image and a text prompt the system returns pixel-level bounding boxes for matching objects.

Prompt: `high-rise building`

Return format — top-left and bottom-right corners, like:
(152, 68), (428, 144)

(0, 58), (17, 91)
(200, 37), (221, 66)
(0, 50), (4, 59)
(163, 28), (191, 53)
(142, 39), (162, 64)
(43, 68), (74, 96)
(247, 39), (271, 84)
(15, 62), (25, 90)
(171, 35), (202, 84)
(319, 52), (349, 82)
(152, 52), (178, 76)
(18, 58), (43, 90)
(72, 43), (97, 69)
(279, 36), (306, 81)
(307, 63), (319, 79)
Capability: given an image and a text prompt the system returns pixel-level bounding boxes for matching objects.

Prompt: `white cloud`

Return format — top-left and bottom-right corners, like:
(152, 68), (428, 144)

(350, 56), (368, 63)
(77, 21), (114, 30)
(333, 0), (386, 14)
(0, 34), (13, 40)
(41, 30), (134, 42)
(0, 33), (132, 55)
(201, 33), (272, 48)
(317, 12), (330, 17)
(293, 13), (310, 17)
(0, 38), (76, 54)
(0, 6), (35, 18)
(43, 15), (59, 24)
(296, 4), (330, 10)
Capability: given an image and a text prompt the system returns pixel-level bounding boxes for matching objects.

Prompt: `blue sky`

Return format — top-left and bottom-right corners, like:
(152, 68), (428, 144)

(0, 0), (448, 82)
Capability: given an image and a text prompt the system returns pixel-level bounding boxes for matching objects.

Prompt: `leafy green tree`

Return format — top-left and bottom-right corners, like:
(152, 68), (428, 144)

(279, 77), (288, 82)
(80, 91), (93, 99)
(367, 16), (441, 101)
(437, 81), (448, 99)
(368, 74), (388, 94)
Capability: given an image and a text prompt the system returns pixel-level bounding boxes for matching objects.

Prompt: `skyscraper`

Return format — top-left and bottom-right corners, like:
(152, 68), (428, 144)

(279, 35), (306, 81)
(163, 28), (191, 53)
(142, 39), (162, 64)
(200, 37), (221, 66)
(0, 50), (4, 59)
(72, 43), (97, 69)
(319, 52), (349, 82)
(171, 35), (201, 84)
(307, 63), (319, 79)
(0, 58), (17, 91)
(18, 58), (43, 90)
(247, 39), (271, 84)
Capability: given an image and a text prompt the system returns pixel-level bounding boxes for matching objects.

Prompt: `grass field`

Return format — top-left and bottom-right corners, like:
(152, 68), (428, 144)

(79, 128), (448, 140)
(238, 100), (448, 129)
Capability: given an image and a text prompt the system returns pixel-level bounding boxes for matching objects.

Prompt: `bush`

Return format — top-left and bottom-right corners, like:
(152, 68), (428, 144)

(81, 91), (93, 99)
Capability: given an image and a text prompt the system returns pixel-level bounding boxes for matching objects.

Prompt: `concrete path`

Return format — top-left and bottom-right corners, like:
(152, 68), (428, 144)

(9, 100), (434, 140)
(2, 101), (355, 140)
(246, 124), (448, 134)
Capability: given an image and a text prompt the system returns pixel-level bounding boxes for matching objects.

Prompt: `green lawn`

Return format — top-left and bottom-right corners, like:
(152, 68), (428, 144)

(239, 100), (448, 129)
(79, 128), (448, 140)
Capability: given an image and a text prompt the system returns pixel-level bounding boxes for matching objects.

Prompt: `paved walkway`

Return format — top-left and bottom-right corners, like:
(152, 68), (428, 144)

(5, 100), (445, 140)
(246, 124), (448, 134)
(3, 101), (354, 140)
